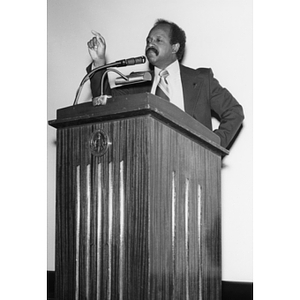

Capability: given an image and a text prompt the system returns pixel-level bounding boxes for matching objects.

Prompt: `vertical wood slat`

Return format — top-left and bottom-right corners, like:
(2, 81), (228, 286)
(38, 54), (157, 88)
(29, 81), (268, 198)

(85, 164), (91, 300)
(171, 171), (176, 298)
(55, 114), (221, 300)
(119, 161), (125, 300)
(108, 162), (113, 300)
(96, 163), (102, 300)
(198, 184), (203, 300)
(75, 166), (80, 300)
(185, 178), (190, 300)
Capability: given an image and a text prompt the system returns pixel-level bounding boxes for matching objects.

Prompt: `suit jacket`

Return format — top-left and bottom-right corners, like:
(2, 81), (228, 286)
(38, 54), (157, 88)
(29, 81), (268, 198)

(88, 63), (244, 148)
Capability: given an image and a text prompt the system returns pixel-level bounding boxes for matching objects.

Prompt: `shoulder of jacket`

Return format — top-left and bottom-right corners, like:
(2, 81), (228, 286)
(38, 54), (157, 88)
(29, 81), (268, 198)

(180, 64), (212, 77)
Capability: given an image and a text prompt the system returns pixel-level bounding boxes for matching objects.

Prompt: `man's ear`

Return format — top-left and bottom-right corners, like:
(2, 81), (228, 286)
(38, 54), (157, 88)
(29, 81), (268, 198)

(172, 43), (180, 54)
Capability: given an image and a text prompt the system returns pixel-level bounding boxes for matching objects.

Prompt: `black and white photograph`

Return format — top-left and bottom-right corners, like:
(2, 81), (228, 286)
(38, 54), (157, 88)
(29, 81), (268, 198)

(3, 0), (300, 299)
(47, 0), (252, 299)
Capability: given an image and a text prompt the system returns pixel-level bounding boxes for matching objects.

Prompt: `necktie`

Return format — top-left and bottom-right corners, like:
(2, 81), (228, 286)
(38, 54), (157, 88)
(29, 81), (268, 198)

(155, 69), (170, 101)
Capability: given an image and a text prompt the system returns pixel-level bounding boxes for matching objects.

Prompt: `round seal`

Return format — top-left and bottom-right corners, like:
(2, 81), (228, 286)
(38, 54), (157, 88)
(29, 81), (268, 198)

(90, 129), (111, 156)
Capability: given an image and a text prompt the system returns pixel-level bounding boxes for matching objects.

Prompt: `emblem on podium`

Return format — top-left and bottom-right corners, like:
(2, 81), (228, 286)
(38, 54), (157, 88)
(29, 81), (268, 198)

(90, 129), (111, 156)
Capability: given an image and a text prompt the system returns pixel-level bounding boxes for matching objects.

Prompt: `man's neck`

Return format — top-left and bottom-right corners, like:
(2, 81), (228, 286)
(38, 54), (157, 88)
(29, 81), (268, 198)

(154, 58), (178, 70)
(154, 60), (179, 74)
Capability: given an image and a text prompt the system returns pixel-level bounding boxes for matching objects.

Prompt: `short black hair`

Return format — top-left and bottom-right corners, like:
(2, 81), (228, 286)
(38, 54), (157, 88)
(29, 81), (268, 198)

(153, 19), (186, 61)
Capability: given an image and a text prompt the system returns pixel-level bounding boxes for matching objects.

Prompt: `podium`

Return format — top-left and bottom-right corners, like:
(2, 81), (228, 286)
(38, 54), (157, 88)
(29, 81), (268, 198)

(49, 93), (228, 300)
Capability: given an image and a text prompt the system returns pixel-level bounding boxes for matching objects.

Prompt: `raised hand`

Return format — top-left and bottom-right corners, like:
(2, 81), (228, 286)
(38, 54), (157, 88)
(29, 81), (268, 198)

(87, 30), (107, 67)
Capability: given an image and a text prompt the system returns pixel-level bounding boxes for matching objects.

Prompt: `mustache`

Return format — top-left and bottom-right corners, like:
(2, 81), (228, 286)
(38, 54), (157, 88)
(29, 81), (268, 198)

(146, 46), (159, 56)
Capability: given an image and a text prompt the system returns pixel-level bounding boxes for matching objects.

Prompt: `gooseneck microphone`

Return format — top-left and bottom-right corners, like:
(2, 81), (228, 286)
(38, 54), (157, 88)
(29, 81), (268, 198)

(73, 55), (146, 105)
(113, 56), (146, 67)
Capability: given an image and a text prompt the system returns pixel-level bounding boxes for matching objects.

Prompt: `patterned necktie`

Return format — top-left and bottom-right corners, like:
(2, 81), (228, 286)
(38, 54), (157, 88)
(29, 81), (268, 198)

(155, 69), (170, 101)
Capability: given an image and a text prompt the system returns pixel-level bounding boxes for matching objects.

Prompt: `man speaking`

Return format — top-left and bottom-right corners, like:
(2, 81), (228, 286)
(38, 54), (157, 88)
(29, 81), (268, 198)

(86, 19), (244, 149)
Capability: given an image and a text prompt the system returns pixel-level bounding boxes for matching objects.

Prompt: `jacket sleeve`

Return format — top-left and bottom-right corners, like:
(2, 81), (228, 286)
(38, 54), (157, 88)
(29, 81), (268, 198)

(86, 63), (112, 98)
(208, 69), (244, 148)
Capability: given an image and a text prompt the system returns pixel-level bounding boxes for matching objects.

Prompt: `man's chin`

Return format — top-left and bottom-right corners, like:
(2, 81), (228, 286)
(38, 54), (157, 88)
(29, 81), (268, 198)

(146, 55), (157, 65)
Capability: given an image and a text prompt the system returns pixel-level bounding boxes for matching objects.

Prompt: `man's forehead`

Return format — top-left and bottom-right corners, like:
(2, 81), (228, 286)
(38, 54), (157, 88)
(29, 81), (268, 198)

(148, 24), (171, 37)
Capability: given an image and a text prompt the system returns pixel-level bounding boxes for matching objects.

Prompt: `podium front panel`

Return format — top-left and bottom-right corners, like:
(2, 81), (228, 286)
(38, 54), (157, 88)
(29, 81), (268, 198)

(54, 114), (221, 300)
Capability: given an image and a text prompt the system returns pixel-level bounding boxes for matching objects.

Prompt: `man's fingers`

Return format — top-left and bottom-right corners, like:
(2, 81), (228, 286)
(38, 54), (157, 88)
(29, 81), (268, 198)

(87, 40), (93, 49)
(91, 30), (105, 45)
(87, 39), (96, 49)
(92, 37), (98, 46)
(87, 37), (100, 49)
(87, 30), (106, 54)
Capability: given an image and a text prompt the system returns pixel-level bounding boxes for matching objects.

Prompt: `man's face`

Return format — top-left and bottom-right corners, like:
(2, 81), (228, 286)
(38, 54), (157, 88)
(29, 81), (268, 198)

(145, 24), (177, 69)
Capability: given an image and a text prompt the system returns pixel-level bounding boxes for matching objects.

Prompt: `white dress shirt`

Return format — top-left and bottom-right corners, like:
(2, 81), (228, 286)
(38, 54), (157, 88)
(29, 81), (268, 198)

(151, 60), (185, 111)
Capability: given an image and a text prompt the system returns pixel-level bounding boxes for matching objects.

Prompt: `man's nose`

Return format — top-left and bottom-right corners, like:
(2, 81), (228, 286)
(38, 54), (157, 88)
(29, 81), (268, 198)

(147, 40), (156, 48)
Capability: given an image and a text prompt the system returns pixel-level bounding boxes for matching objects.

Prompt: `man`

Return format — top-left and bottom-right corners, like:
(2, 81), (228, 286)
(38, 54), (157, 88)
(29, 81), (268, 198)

(87, 19), (244, 149)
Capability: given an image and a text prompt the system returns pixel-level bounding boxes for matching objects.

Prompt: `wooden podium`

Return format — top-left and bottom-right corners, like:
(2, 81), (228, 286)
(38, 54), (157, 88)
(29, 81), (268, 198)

(49, 93), (228, 300)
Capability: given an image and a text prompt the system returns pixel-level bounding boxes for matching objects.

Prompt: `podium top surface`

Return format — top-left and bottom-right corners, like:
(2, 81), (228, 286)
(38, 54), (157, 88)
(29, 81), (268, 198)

(49, 93), (228, 155)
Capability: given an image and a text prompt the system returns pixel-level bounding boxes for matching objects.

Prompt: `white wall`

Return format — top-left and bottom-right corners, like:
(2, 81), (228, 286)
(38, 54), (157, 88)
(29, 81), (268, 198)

(48, 0), (252, 282)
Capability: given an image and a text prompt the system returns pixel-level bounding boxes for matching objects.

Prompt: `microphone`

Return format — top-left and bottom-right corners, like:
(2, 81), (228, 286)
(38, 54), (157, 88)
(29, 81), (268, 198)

(113, 56), (146, 67)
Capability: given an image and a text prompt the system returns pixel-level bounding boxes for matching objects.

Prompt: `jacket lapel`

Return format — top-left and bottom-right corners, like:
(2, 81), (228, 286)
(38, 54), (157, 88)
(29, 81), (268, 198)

(180, 65), (203, 115)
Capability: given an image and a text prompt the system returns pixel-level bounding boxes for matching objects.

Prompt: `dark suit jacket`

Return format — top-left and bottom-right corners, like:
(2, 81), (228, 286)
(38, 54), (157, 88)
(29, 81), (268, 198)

(88, 63), (244, 148)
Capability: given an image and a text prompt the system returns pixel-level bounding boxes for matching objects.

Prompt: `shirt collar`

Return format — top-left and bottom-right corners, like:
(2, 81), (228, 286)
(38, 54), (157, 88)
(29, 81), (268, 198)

(154, 60), (180, 78)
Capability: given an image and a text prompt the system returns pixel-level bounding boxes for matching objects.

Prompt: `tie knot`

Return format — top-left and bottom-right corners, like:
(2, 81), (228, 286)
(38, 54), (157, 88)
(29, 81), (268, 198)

(159, 69), (169, 79)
